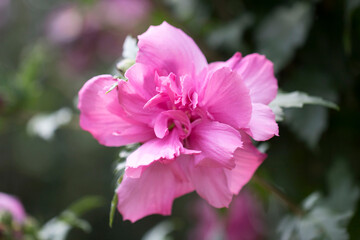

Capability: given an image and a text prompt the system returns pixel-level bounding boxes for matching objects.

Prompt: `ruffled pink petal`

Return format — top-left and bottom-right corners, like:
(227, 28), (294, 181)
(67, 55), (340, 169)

(154, 110), (191, 139)
(208, 53), (277, 105)
(117, 80), (163, 126)
(225, 133), (266, 195)
(78, 75), (155, 146)
(188, 121), (242, 169)
(230, 53), (277, 105)
(191, 165), (233, 208)
(198, 67), (252, 129)
(244, 103), (279, 141)
(137, 21), (207, 77)
(125, 63), (157, 100)
(117, 161), (194, 222)
(180, 75), (197, 108)
(178, 155), (233, 208)
(125, 130), (190, 178)
(0, 192), (26, 224)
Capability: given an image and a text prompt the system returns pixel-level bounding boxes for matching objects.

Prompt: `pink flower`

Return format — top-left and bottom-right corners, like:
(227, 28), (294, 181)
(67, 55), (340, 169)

(45, 0), (151, 73)
(0, 0), (10, 28)
(95, 0), (151, 30)
(0, 192), (26, 224)
(78, 22), (278, 222)
(189, 191), (265, 240)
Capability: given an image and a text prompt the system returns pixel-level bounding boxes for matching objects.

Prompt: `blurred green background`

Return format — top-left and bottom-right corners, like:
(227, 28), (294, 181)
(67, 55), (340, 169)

(1, 0), (360, 239)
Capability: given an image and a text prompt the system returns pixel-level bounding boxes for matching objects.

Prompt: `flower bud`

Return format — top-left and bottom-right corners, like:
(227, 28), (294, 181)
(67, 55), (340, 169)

(116, 58), (135, 76)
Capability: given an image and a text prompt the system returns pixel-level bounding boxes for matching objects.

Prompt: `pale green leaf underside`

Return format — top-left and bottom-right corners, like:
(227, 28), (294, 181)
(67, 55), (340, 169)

(269, 91), (339, 121)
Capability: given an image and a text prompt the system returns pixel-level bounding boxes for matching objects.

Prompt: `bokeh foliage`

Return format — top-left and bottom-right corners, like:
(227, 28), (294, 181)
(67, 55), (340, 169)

(1, 0), (360, 239)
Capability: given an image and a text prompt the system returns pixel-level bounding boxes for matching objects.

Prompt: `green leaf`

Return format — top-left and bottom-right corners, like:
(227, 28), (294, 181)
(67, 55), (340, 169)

(26, 107), (73, 141)
(277, 161), (359, 240)
(66, 196), (103, 216)
(141, 220), (174, 240)
(39, 196), (103, 240)
(109, 193), (118, 228)
(285, 106), (328, 148)
(255, 2), (314, 72)
(16, 44), (46, 90)
(122, 36), (138, 60)
(114, 36), (138, 76)
(207, 14), (254, 53)
(269, 91), (339, 122)
(326, 160), (360, 213)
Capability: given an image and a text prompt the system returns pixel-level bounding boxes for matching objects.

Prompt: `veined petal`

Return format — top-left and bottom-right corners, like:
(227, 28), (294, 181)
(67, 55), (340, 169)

(244, 103), (279, 141)
(192, 166), (233, 208)
(208, 53), (277, 104)
(198, 67), (252, 129)
(117, 80), (162, 126)
(78, 75), (155, 146)
(125, 63), (157, 100)
(125, 130), (191, 178)
(177, 154), (233, 208)
(223, 53), (277, 105)
(137, 21), (207, 77)
(225, 132), (266, 195)
(188, 121), (242, 169)
(179, 156), (233, 209)
(117, 161), (194, 222)
(235, 54), (277, 104)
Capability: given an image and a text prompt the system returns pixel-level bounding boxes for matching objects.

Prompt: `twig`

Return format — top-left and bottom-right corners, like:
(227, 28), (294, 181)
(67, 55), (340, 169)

(252, 175), (304, 216)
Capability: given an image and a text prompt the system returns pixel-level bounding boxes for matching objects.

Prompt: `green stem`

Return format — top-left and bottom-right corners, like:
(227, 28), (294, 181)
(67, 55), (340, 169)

(253, 175), (304, 216)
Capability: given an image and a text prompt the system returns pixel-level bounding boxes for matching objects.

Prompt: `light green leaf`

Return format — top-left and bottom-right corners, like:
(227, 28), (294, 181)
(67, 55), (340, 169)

(122, 36), (138, 60)
(39, 213), (91, 240)
(66, 196), (103, 216)
(39, 196), (102, 240)
(141, 221), (174, 240)
(114, 36), (138, 76)
(326, 160), (360, 213)
(269, 91), (339, 121)
(39, 219), (72, 240)
(278, 202), (352, 240)
(277, 161), (359, 240)
(285, 106), (328, 148)
(255, 2), (314, 72)
(27, 107), (73, 141)
(207, 14), (254, 53)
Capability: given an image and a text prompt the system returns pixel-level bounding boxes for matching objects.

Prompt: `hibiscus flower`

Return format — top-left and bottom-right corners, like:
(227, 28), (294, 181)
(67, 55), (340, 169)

(78, 21), (278, 222)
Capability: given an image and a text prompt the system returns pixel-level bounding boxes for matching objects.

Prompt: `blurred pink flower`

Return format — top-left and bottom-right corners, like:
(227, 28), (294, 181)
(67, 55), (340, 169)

(45, 5), (84, 44)
(0, 192), (26, 224)
(95, 0), (150, 30)
(189, 191), (265, 240)
(78, 22), (278, 222)
(45, 0), (150, 73)
(0, 0), (10, 28)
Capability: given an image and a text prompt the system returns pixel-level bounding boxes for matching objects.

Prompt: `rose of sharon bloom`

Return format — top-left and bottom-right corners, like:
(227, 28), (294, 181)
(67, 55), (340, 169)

(78, 22), (278, 222)
(0, 192), (26, 224)
(189, 191), (265, 240)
